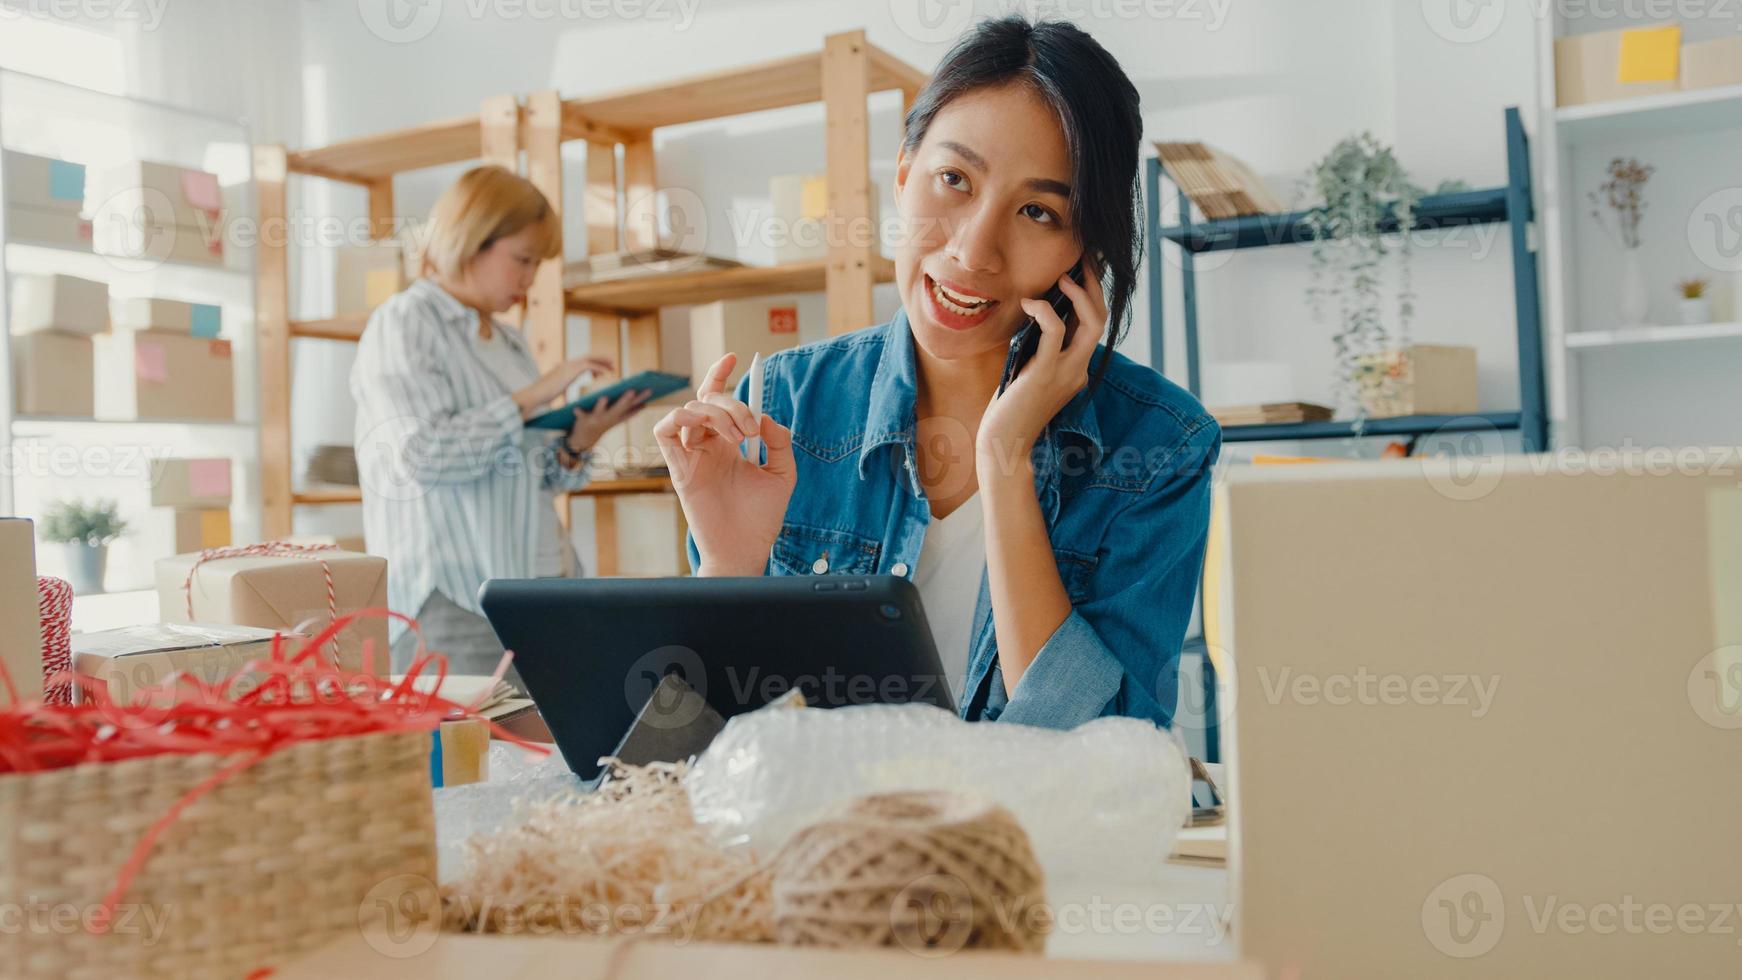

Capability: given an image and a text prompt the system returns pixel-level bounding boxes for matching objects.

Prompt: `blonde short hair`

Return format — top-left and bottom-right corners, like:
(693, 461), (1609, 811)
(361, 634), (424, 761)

(420, 165), (562, 280)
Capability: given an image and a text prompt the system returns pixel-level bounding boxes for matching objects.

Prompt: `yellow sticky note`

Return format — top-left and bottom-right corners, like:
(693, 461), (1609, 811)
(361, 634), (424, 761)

(200, 509), (231, 548)
(1617, 25), (1680, 83)
(800, 176), (828, 220)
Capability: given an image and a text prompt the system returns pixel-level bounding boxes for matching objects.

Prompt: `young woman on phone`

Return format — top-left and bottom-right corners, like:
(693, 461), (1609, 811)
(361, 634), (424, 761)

(653, 17), (1220, 730)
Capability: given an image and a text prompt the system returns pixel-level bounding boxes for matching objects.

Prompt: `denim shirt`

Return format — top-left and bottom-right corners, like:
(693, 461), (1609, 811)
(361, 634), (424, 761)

(686, 308), (1221, 731)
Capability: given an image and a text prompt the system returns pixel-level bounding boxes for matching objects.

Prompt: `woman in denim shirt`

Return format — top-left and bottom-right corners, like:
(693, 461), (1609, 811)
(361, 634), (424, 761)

(655, 16), (1221, 731)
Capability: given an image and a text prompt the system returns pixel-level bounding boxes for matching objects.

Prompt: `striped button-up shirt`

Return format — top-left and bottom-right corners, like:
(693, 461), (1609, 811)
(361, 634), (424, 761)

(350, 278), (592, 640)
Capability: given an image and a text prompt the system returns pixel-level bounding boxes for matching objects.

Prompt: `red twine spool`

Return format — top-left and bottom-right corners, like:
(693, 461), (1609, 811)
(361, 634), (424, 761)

(0, 607), (545, 929)
(36, 577), (73, 706)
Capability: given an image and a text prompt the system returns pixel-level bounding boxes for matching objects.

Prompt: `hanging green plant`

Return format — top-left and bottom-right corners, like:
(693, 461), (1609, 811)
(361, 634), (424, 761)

(1299, 133), (1421, 427)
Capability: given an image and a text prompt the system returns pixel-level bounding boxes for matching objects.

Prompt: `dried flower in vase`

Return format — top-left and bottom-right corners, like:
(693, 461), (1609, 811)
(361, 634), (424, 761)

(1588, 157), (1653, 250)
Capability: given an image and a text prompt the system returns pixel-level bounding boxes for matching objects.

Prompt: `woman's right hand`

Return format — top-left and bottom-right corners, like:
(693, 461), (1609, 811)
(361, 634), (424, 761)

(653, 352), (796, 576)
(514, 355), (617, 418)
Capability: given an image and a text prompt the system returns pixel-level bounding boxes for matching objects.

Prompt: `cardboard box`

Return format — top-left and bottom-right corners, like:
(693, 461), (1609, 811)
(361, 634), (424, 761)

(2, 150), (85, 213)
(431, 717), (490, 787)
(11, 331), (93, 417)
(72, 622), (284, 704)
(155, 549), (389, 675)
(614, 493), (687, 577)
(91, 213), (225, 266)
(334, 241), (406, 315)
(1555, 28), (1682, 107)
(111, 296), (223, 337)
(149, 457), (233, 508)
(277, 933), (1265, 979)
(9, 273), (109, 335)
(5, 204), (94, 251)
(136, 507), (232, 561)
(1682, 35), (1742, 91)
(770, 172), (881, 264)
(690, 296), (804, 392)
(1354, 344), (1477, 418)
(87, 160), (224, 230)
(93, 329), (235, 421)
(0, 519), (43, 703)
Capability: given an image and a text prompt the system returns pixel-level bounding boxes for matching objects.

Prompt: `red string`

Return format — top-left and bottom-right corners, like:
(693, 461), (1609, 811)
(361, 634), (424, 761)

(182, 542), (341, 660)
(0, 606), (549, 930)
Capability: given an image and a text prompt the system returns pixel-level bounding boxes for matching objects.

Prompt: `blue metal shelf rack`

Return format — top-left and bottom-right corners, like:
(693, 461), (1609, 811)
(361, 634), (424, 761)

(1145, 106), (1548, 452)
(1152, 108), (1548, 763)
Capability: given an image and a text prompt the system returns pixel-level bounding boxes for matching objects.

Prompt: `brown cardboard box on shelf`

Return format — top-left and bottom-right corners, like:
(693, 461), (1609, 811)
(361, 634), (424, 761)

(149, 457), (233, 508)
(71, 622), (285, 704)
(136, 507), (232, 561)
(5, 205), (94, 251)
(1355, 344), (1477, 418)
(91, 213), (226, 267)
(2, 150), (85, 213)
(690, 296), (804, 391)
(11, 331), (93, 417)
(154, 550), (388, 675)
(334, 241), (406, 315)
(9, 273), (108, 335)
(0, 519), (43, 703)
(110, 296), (223, 337)
(1682, 35), (1742, 91)
(86, 160), (225, 230)
(1554, 28), (1681, 107)
(277, 933), (1265, 979)
(92, 329), (235, 421)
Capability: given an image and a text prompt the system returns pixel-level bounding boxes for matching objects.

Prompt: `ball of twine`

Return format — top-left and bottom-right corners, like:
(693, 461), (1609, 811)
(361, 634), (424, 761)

(771, 790), (1048, 955)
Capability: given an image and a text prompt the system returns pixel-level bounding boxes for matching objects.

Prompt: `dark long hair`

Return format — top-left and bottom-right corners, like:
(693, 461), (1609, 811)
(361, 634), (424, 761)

(903, 15), (1144, 396)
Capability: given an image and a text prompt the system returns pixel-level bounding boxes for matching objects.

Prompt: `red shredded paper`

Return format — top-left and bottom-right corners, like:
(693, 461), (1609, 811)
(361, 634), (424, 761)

(0, 607), (549, 931)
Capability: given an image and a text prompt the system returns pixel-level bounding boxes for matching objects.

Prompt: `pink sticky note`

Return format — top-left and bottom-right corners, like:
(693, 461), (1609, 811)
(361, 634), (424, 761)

(188, 459), (231, 498)
(180, 170), (222, 215)
(135, 340), (168, 383)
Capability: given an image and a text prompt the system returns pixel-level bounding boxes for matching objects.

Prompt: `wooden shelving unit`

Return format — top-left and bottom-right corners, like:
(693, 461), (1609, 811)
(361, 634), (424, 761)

(257, 30), (924, 575)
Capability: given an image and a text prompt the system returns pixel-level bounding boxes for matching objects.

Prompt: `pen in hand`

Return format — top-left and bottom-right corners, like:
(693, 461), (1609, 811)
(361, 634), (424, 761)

(745, 352), (763, 463)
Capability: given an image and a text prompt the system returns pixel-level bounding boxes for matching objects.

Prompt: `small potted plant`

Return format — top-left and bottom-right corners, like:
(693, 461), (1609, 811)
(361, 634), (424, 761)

(1677, 278), (1711, 325)
(41, 498), (127, 594)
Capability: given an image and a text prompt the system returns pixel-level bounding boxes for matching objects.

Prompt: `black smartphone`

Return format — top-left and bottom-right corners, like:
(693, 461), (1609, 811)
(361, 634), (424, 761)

(998, 259), (1087, 395)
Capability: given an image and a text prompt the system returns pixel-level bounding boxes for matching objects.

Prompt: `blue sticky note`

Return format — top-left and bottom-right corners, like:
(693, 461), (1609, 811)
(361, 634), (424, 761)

(48, 160), (84, 202)
(429, 728), (444, 787)
(189, 304), (222, 338)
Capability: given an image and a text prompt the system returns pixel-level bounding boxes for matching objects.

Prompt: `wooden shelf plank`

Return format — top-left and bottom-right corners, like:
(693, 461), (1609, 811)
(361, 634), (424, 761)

(292, 488), (362, 505)
(288, 113), (484, 182)
(1555, 83), (1742, 145)
(290, 313), (370, 342)
(1222, 411), (1522, 443)
(567, 475), (673, 497)
(565, 256), (895, 315)
(561, 43), (924, 133)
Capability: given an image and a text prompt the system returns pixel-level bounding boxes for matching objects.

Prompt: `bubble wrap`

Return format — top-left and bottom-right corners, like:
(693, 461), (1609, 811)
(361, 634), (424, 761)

(686, 703), (1192, 889)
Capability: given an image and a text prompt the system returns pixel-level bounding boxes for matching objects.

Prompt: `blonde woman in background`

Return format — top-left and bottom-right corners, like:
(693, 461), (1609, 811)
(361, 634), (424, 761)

(351, 165), (651, 676)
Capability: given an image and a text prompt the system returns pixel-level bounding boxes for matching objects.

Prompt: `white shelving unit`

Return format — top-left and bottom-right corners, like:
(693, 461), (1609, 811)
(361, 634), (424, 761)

(0, 68), (257, 593)
(1533, 18), (1742, 449)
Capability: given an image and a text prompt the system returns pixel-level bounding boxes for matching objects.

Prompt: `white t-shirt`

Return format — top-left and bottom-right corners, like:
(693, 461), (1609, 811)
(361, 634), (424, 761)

(469, 325), (565, 578)
(911, 492), (986, 704)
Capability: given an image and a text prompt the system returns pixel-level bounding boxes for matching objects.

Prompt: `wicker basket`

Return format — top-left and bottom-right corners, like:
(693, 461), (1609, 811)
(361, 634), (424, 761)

(0, 729), (437, 979)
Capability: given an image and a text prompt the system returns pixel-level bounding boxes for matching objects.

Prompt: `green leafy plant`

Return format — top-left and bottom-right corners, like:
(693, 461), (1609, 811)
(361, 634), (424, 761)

(40, 499), (128, 547)
(1678, 277), (1708, 300)
(1300, 133), (1421, 420)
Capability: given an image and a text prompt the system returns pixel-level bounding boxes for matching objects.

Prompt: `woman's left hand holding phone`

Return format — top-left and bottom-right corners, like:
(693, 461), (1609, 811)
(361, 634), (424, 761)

(653, 353), (797, 576)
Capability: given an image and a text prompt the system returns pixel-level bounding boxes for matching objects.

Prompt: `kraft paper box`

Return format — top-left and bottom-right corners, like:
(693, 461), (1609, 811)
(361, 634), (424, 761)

(430, 717), (489, 787)
(2, 150), (85, 213)
(1554, 28), (1681, 107)
(1682, 35), (1742, 91)
(0, 519), (43, 703)
(137, 508), (232, 561)
(769, 172), (881, 264)
(334, 242), (406, 315)
(155, 550), (388, 675)
(91, 213), (226, 266)
(149, 457), (233, 507)
(93, 329), (234, 421)
(9, 273), (109, 335)
(1354, 344), (1476, 418)
(111, 296), (222, 337)
(87, 160), (224, 230)
(4, 204), (93, 251)
(71, 622), (285, 704)
(690, 296), (803, 391)
(11, 331), (93, 417)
